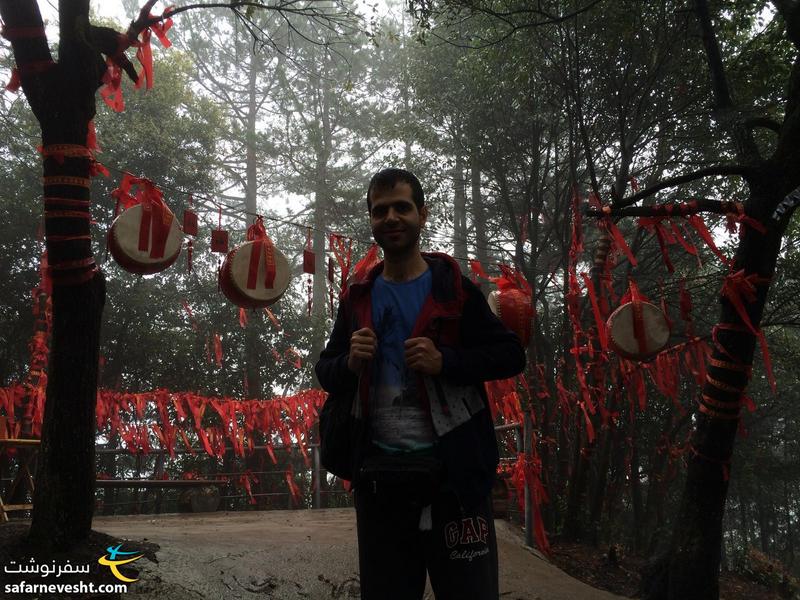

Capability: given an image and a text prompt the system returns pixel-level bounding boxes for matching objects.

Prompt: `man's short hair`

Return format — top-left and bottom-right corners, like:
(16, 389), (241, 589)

(366, 168), (424, 212)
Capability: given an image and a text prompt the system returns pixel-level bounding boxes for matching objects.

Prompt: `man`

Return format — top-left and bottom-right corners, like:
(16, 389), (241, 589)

(315, 168), (526, 600)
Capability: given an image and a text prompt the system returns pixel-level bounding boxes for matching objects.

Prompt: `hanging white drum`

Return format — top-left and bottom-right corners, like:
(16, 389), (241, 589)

(606, 300), (670, 360)
(108, 200), (182, 274)
(219, 217), (291, 308)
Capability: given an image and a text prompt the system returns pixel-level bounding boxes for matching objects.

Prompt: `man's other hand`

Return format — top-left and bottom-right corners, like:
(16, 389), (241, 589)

(348, 328), (377, 373)
(404, 337), (442, 375)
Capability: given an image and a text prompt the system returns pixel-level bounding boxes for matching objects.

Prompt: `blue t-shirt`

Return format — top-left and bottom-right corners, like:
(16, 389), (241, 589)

(369, 268), (436, 452)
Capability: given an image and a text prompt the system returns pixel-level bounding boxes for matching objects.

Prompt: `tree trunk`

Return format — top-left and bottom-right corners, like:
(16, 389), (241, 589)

(0, 0), (107, 552)
(586, 405), (619, 545)
(643, 183), (786, 599)
(310, 59), (333, 377)
(452, 151), (468, 273)
(470, 151), (490, 293)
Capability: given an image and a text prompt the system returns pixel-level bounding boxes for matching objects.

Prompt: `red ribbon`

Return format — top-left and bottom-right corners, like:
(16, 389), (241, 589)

(245, 216), (276, 290)
(135, 184), (173, 259)
(638, 217), (675, 273)
(686, 214), (729, 266)
(627, 281), (648, 356)
(100, 59), (125, 112)
(580, 273), (608, 351)
(469, 259), (489, 281)
(719, 270), (775, 393)
(601, 215), (637, 267)
(213, 333), (223, 367)
(134, 8), (173, 90)
(303, 227), (315, 274)
(351, 244), (381, 284)
(329, 234), (353, 292)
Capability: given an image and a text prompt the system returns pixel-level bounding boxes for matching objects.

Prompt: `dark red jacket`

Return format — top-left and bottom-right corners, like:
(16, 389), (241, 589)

(315, 252), (526, 510)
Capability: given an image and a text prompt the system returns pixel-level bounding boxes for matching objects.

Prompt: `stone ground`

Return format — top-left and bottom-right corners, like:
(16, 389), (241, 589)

(89, 509), (626, 599)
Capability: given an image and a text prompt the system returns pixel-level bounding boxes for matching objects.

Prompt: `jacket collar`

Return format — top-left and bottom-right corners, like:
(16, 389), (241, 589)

(347, 251), (465, 313)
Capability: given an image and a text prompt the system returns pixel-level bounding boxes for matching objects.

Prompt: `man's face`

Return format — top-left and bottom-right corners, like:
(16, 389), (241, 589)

(369, 182), (427, 256)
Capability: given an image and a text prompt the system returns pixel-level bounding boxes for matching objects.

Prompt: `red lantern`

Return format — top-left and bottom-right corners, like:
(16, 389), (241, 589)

(210, 203), (229, 253)
(183, 195), (198, 236)
(488, 288), (534, 347)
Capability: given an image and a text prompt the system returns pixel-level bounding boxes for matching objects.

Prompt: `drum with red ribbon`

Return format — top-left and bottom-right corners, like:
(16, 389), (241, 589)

(488, 288), (533, 347)
(219, 217), (291, 308)
(108, 201), (182, 274)
(607, 298), (670, 360)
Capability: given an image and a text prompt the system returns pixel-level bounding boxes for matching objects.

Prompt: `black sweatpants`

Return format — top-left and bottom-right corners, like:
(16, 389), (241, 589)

(354, 485), (499, 600)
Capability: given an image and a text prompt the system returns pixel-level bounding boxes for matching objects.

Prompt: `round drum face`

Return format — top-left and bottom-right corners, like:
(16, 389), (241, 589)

(220, 241), (291, 307)
(607, 301), (670, 359)
(109, 204), (182, 274)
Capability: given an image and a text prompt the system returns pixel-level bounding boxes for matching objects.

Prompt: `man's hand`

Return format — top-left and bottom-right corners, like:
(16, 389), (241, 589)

(404, 337), (443, 375)
(348, 328), (377, 373)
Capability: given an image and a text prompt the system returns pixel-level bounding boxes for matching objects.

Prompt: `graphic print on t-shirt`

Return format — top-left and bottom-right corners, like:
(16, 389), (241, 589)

(369, 271), (435, 451)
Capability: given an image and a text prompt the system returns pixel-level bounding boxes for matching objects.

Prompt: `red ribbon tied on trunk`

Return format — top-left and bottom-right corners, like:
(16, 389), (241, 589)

(245, 216), (276, 290)
(720, 270), (775, 393)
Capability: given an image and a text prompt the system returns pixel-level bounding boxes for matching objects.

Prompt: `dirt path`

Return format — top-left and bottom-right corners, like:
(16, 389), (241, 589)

(93, 509), (624, 600)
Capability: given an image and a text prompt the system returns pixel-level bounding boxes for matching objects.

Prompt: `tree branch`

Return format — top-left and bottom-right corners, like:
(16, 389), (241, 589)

(744, 116), (782, 133)
(615, 165), (754, 207)
(773, 0), (800, 50)
(0, 0), (53, 115)
(694, 0), (761, 163)
(585, 198), (747, 218)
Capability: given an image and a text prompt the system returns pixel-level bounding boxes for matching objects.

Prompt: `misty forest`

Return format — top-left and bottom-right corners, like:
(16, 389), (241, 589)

(1, 0), (800, 599)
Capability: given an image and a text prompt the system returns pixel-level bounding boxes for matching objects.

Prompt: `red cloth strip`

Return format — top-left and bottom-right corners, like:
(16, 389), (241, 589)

(44, 210), (90, 219)
(701, 393), (741, 410)
(603, 218), (637, 266)
(100, 59), (124, 112)
(686, 214), (729, 266)
(688, 443), (731, 480)
(580, 272), (608, 351)
(706, 374), (742, 395)
(697, 402), (740, 421)
(40, 144), (92, 160)
(50, 266), (98, 287)
(44, 197), (91, 207)
(46, 234), (91, 242)
(628, 281), (648, 356)
(245, 217), (276, 290)
(708, 356), (751, 373)
(42, 176), (91, 188)
(49, 257), (96, 271)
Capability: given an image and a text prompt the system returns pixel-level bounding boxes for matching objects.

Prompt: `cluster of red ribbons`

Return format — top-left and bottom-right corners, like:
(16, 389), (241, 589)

(485, 372), (553, 555)
(135, 9), (173, 91)
(557, 190), (725, 539)
(91, 388), (326, 460)
(327, 234), (353, 314)
(629, 200), (776, 404)
(99, 6), (174, 113)
(509, 449), (550, 554)
(718, 270), (775, 393)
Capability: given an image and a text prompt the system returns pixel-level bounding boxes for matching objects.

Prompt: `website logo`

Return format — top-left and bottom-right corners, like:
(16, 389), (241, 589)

(97, 544), (143, 583)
